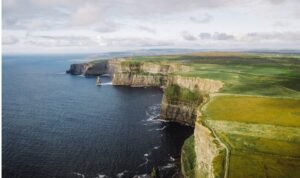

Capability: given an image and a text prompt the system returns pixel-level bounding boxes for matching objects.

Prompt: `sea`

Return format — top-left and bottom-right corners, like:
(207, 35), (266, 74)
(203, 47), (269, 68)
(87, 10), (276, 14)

(2, 53), (193, 178)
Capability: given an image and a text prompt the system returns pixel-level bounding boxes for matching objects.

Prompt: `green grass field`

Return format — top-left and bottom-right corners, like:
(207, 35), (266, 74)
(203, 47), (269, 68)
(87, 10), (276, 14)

(126, 52), (300, 98)
(206, 95), (300, 127)
(204, 95), (300, 178)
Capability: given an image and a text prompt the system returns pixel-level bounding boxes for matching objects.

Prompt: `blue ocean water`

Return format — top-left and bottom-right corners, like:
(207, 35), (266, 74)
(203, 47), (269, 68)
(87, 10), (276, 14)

(2, 54), (193, 178)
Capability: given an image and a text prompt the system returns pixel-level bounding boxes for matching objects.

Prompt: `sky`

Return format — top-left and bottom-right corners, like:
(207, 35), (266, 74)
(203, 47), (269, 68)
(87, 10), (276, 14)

(2, 0), (300, 53)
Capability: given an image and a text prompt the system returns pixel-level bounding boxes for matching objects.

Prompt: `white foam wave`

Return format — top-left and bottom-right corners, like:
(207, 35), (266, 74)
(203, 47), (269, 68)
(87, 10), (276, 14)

(132, 173), (148, 178)
(116, 170), (128, 177)
(154, 146), (160, 150)
(155, 126), (167, 131)
(137, 157), (149, 168)
(94, 174), (108, 178)
(73, 172), (85, 178)
(101, 82), (113, 86)
(160, 163), (176, 170)
(169, 156), (175, 162)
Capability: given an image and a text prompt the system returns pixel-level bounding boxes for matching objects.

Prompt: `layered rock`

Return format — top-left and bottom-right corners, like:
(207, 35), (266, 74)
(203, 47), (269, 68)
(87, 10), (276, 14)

(66, 60), (108, 76)
(193, 123), (226, 178)
(112, 73), (167, 87)
(160, 77), (223, 125)
(167, 76), (223, 93)
(110, 59), (191, 87)
(160, 95), (198, 125)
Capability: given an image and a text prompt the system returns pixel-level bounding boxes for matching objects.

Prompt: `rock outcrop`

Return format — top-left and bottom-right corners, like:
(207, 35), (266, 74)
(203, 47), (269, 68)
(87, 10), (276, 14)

(160, 95), (198, 125)
(109, 59), (190, 87)
(112, 73), (167, 87)
(193, 123), (227, 178)
(167, 76), (223, 93)
(160, 76), (223, 125)
(66, 60), (108, 76)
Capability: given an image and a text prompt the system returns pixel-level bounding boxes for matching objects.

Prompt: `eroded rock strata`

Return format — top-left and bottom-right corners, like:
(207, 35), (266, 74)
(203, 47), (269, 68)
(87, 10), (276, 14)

(66, 60), (108, 76)
(67, 58), (226, 178)
(193, 123), (226, 178)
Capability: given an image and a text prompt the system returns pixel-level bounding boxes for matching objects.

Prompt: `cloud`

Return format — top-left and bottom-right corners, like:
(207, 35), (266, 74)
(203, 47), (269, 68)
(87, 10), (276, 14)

(213, 32), (235, 40)
(272, 21), (289, 27)
(199, 33), (212, 40)
(71, 3), (102, 26)
(23, 33), (173, 48)
(3, 35), (19, 45)
(95, 22), (121, 33)
(181, 31), (197, 41)
(138, 26), (156, 34)
(101, 37), (173, 47)
(269, 0), (285, 4)
(197, 31), (300, 42)
(190, 14), (213, 24)
(242, 32), (300, 42)
(3, 0), (300, 52)
(2, 0), (239, 30)
(198, 32), (235, 40)
(25, 35), (98, 47)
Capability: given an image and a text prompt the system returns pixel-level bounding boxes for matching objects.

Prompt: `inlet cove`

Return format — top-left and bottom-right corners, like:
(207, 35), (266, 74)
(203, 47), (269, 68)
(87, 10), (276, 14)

(66, 52), (300, 178)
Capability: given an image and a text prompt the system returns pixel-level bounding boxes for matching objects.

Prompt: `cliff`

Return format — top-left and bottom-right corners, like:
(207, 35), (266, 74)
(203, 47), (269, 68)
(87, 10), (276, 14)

(67, 58), (226, 178)
(66, 60), (108, 76)
(193, 123), (227, 178)
(160, 77), (223, 125)
(108, 59), (223, 125)
(160, 95), (198, 125)
(112, 73), (167, 87)
(110, 59), (190, 87)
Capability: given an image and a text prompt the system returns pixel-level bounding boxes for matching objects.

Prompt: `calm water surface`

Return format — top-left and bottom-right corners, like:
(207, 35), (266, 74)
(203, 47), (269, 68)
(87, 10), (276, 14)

(2, 54), (193, 178)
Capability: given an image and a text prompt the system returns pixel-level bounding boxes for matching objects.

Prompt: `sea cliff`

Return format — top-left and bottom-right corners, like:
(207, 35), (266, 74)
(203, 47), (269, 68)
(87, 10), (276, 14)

(66, 60), (108, 76)
(67, 58), (226, 177)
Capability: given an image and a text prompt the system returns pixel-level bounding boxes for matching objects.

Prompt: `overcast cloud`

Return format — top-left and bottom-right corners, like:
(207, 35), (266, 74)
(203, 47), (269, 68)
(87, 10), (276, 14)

(2, 0), (300, 53)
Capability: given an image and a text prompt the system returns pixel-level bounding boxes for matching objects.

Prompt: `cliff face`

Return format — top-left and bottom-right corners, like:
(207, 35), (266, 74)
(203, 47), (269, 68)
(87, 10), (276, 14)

(66, 61), (108, 76)
(112, 73), (167, 87)
(160, 95), (198, 125)
(167, 76), (223, 93)
(160, 77), (223, 125)
(193, 123), (226, 178)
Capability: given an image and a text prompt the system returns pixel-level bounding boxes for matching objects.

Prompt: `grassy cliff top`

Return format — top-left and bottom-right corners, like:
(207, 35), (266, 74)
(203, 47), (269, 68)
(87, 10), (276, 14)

(203, 95), (300, 178)
(206, 95), (300, 127)
(118, 52), (300, 98)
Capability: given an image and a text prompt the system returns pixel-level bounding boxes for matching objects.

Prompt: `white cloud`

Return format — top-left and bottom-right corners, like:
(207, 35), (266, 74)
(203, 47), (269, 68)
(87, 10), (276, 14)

(101, 37), (173, 47)
(199, 33), (212, 40)
(71, 3), (102, 26)
(3, 35), (19, 45)
(138, 26), (156, 34)
(181, 31), (197, 41)
(2, 0), (300, 53)
(190, 14), (213, 24)
(25, 35), (98, 47)
(94, 22), (121, 33)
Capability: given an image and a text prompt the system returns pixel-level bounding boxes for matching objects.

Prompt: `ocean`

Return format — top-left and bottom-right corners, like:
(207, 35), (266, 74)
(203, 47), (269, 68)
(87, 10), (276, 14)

(2, 54), (193, 178)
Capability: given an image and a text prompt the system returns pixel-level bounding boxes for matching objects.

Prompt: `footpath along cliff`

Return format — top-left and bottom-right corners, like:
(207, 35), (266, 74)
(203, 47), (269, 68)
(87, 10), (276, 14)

(66, 58), (226, 178)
